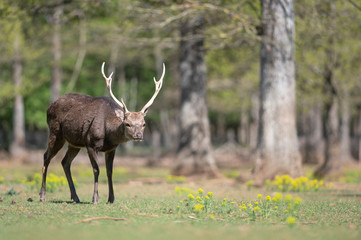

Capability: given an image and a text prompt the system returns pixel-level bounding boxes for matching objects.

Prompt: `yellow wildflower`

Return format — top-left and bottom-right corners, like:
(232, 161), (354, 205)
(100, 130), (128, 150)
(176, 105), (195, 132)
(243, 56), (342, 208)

(286, 216), (296, 226)
(198, 188), (204, 194)
(285, 194), (293, 202)
(257, 194), (263, 199)
(188, 194), (195, 200)
(193, 203), (204, 212)
(266, 196), (271, 201)
(273, 192), (283, 202)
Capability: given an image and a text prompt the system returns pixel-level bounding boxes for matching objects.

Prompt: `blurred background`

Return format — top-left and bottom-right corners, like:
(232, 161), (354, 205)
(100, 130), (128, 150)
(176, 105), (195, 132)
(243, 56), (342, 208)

(0, 0), (360, 180)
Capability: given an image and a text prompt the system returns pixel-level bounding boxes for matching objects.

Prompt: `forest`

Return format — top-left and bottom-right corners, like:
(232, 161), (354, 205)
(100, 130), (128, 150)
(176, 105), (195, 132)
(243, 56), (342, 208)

(0, 0), (361, 180)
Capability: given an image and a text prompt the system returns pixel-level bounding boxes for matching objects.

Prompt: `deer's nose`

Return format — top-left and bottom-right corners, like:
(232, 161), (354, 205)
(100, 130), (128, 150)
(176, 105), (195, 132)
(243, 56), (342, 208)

(136, 133), (143, 139)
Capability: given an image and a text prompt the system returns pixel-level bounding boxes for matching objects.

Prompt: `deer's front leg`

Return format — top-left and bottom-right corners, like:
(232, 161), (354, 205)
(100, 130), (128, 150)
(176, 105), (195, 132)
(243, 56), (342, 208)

(87, 147), (100, 204)
(105, 150), (115, 203)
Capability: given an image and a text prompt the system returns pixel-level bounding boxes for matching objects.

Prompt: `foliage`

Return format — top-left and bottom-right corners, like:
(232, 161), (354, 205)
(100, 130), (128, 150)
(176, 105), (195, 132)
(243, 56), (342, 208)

(6, 188), (19, 196)
(266, 175), (332, 192)
(176, 187), (304, 224)
(174, 186), (196, 196)
(340, 169), (361, 183)
(166, 175), (186, 184)
(20, 173), (70, 193)
(245, 180), (253, 190)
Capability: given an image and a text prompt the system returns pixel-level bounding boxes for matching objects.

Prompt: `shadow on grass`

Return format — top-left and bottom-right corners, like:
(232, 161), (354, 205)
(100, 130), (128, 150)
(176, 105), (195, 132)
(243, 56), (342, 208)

(50, 200), (92, 204)
(337, 193), (361, 198)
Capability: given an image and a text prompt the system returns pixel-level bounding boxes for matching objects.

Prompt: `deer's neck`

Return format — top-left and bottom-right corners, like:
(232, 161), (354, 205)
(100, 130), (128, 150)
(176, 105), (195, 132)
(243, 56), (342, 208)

(106, 122), (129, 148)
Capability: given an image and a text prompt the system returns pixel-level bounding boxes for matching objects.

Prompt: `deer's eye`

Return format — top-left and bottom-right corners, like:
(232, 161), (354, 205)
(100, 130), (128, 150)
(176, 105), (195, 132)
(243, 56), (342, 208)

(143, 123), (146, 127)
(125, 123), (131, 127)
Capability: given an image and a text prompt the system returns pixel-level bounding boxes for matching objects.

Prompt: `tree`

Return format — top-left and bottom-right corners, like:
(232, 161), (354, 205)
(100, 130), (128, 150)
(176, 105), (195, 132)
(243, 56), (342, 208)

(172, 15), (219, 177)
(253, 0), (302, 182)
(296, 0), (361, 177)
(50, 5), (63, 103)
(9, 17), (26, 159)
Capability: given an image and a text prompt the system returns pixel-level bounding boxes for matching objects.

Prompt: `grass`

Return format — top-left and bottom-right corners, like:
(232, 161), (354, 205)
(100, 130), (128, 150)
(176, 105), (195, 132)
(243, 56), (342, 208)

(0, 163), (361, 240)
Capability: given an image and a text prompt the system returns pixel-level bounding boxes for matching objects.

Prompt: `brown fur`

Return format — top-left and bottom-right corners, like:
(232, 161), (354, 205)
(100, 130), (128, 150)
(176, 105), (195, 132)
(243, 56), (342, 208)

(39, 93), (147, 204)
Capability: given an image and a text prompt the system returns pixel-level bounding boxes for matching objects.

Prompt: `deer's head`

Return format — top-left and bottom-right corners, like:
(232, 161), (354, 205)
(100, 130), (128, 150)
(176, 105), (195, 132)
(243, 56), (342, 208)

(101, 62), (165, 142)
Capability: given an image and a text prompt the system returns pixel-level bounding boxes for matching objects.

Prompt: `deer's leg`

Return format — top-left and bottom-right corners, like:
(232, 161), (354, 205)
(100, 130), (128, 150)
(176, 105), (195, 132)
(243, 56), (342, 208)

(61, 146), (81, 203)
(40, 134), (65, 202)
(105, 150), (115, 203)
(87, 147), (100, 204)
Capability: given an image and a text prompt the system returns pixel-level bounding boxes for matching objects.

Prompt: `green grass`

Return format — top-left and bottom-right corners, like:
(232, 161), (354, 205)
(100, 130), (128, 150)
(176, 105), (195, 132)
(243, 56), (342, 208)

(1, 164), (361, 240)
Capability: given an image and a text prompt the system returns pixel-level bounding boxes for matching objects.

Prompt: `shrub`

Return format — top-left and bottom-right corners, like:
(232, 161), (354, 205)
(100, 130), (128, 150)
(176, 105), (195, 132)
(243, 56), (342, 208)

(175, 187), (303, 225)
(22, 173), (72, 193)
(166, 175), (186, 184)
(268, 175), (331, 192)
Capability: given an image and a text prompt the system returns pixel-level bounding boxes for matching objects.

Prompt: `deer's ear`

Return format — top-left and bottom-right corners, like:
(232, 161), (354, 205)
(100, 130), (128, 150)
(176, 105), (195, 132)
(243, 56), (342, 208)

(114, 109), (124, 119)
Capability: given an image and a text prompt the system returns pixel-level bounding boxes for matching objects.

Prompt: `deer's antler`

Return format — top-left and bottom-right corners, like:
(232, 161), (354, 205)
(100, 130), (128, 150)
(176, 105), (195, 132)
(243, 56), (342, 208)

(140, 63), (165, 114)
(101, 62), (129, 113)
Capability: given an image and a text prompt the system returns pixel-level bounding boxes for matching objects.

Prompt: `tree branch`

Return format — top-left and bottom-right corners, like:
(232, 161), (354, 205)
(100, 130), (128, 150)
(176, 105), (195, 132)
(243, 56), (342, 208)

(75, 216), (129, 224)
(348, 0), (361, 11)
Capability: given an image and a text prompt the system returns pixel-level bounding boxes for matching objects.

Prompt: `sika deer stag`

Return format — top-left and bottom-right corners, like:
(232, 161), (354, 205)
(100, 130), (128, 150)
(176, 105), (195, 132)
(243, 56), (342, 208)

(40, 62), (165, 204)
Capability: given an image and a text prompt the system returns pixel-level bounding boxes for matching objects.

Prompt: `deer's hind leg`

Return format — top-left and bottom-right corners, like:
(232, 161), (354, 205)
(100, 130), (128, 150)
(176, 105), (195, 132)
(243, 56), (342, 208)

(62, 146), (80, 203)
(40, 132), (65, 202)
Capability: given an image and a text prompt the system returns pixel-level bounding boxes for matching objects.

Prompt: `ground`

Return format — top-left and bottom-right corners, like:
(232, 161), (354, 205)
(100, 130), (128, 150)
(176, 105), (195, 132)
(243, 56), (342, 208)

(0, 155), (360, 240)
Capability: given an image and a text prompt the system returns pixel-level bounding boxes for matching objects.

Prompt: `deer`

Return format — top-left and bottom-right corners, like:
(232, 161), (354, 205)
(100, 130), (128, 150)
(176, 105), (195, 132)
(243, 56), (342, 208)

(39, 62), (165, 204)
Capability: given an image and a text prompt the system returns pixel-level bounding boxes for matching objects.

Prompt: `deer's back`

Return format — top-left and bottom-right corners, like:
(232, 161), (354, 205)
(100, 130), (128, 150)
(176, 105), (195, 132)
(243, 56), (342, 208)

(47, 93), (124, 149)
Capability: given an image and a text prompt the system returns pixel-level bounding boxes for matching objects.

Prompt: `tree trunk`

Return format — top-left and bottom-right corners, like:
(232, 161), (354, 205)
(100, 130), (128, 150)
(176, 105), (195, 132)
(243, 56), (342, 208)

(160, 110), (178, 151)
(50, 6), (63, 103)
(339, 92), (354, 164)
(10, 28), (26, 159)
(301, 103), (324, 164)
(253, 0), (303, 182)
(217, 114), (226, 143)
(239, 110), (249, 146)
(66, 18), (86, 93)
(249, 94), (259, 150)
(356, 107), (361, 162)
(315, 67), (341, 177)
(148, 129), (161, 167)
(172, 15), (219, 178)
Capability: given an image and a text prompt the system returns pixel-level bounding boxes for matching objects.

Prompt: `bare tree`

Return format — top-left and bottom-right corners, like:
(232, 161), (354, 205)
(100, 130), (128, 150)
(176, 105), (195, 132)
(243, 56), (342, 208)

(50, 5), (63, 102)
(172, 15), (219, 177)
(339, 91), (354, 164)
(300, 102), (324, 165)
(315, 68), (340, 177)
(253, 0), (303, 182)
(10, 26), (25, 159)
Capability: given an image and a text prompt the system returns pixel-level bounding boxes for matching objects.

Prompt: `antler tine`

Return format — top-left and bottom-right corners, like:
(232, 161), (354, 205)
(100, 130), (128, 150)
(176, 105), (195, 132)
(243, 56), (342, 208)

(101, 62), (129, 113)
(120, 98), (129, 113)
(140, 63), (165, 114)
